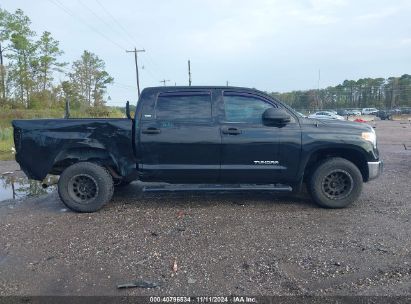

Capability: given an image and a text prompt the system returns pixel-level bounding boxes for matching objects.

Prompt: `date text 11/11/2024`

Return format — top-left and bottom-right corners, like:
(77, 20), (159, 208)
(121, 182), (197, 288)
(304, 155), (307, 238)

(149, 296), (257, 303)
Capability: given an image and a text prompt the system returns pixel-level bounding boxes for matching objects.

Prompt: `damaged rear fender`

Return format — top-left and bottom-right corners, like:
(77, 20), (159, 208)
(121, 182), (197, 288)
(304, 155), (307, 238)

(51, 147), (120, 177)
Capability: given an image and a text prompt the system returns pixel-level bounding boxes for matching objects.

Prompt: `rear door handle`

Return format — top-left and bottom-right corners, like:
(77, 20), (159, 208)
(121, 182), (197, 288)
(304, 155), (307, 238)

(221, 126), (242, 135)
(142, 127), (161, 134)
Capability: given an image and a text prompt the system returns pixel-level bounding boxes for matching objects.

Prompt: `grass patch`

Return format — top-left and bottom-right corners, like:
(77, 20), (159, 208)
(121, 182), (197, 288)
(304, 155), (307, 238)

(0, 127), (15, 161)
(0, 152), (14, 161)
(391, 114), (411, 121)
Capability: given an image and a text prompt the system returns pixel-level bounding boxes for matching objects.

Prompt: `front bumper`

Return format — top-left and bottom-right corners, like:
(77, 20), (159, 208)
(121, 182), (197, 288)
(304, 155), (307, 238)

(368, 160), (383, 181)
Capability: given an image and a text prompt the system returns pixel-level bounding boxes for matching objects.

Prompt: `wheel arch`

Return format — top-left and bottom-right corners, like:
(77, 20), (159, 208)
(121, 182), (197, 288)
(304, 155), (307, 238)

(303, 147), (369, 182)
(50, 147), (121, 179)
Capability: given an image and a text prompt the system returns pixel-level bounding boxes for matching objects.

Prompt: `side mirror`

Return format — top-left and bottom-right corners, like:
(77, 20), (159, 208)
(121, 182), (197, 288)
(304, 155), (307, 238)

(125, 101), (131, 119)
(262, 108), (291, 126)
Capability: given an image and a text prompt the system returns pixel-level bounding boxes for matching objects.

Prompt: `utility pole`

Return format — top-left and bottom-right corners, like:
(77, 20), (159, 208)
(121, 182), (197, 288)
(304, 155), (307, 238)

(317, 69), (321, 110)
(126, 47), (145, 98)
(188, 60), (192, 86)
(0, 42), (6, 101)
(64, 97), (70, 119)
(160, 79), (170, 86)
(226, 81), (229, 87)
(318, 69), (321, 90)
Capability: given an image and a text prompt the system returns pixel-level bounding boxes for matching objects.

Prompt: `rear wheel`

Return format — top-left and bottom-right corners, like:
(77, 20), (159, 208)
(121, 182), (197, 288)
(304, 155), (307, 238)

(308, 157), (363, 208)
(58, 162), (114, 212)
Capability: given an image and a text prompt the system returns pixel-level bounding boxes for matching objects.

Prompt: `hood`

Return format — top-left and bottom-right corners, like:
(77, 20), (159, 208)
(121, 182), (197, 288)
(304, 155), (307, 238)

(300, 117), (374, 132)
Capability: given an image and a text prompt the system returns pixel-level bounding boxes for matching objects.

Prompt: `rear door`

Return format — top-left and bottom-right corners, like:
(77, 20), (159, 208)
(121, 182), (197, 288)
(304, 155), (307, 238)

(138, 90), (220, 183)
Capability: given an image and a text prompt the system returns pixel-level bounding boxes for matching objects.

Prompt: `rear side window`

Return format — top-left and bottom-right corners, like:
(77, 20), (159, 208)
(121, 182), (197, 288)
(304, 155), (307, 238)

(156, 92), (211, 121)
(223, 93), (274, 124)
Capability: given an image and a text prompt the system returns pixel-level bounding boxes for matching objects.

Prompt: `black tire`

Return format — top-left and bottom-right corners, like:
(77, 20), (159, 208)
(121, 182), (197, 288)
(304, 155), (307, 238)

(308, 157), (363, 208)
(58, 162), (114, 212)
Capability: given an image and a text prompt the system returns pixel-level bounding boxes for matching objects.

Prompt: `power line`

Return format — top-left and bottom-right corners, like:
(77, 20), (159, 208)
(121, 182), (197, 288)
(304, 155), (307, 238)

(93, 0), (165, 83)
(77, 0), (132, 48)
(78, 0), (166, 86)
(49, 0), (126, 51)
(141, 65), (160, 82)
(141, 55), (165, 79)
(95, 0), (139, 47)
(85, 0), (157, 75)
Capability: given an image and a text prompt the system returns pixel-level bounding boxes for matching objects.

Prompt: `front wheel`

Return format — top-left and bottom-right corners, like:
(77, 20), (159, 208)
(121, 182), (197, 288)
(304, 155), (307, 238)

(308, 157), (363, 208)
(58, 162), (114, 212)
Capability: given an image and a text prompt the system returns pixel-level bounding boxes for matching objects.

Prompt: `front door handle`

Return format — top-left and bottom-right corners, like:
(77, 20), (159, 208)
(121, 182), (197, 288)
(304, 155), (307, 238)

(142, 127), (161, 134)
(221, 126), (242, 135)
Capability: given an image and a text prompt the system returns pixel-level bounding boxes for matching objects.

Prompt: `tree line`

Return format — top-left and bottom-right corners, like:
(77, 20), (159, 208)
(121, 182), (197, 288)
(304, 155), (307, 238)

(1, 8), (410, 113)
(0, 8), (113, 110)
(271, 75), (411, 111)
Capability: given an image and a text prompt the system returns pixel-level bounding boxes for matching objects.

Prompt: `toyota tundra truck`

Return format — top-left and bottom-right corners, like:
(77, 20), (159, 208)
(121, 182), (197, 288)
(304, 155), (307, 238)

(12, 86), (383, 212)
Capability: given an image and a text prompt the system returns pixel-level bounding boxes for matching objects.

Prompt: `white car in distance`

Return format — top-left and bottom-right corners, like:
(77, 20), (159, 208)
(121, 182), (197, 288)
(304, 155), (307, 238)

(308, 111), (346, 121)
(361, 108), (378, 115)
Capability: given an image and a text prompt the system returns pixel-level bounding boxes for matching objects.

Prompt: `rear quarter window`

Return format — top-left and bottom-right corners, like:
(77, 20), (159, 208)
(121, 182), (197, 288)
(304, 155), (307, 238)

(155, 92), (212, 121)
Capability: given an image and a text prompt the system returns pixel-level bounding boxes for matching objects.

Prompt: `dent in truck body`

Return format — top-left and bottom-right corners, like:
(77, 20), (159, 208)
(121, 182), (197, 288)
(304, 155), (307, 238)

(12, 119), (135, 181)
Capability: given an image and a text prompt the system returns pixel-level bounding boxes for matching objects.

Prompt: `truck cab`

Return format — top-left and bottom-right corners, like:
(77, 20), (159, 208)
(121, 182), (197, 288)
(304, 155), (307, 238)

(135, 87), (301, 185)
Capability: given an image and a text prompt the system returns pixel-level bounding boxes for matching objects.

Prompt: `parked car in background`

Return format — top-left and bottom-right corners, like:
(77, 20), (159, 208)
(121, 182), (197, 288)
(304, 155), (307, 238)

(337, 109), (349, 116)
(362, 108), (378, 115)
(376, 110), (391, 120)
(308, 111), (345, 120)
(346, 109), (362, 116)
(399, 107), (411, 114)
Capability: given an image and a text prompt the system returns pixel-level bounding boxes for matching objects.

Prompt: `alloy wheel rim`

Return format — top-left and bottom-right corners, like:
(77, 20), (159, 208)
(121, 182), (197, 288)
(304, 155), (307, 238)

(322, 169), (353, 200)
(68, 174), (99, 204)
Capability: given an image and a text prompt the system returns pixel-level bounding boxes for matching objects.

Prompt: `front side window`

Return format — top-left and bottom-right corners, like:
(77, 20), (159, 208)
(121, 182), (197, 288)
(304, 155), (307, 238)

(156, 92), (211, 121)
(223, 93), (274, 124)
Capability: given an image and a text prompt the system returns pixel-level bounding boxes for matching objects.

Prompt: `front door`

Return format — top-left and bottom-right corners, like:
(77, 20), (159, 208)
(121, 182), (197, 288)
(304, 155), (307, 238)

(138, 90), (220, 183)
(219, 91), (292, 184)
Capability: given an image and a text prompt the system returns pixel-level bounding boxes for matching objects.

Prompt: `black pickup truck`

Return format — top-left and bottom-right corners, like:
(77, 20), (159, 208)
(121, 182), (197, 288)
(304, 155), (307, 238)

(12, 86), (383, 212)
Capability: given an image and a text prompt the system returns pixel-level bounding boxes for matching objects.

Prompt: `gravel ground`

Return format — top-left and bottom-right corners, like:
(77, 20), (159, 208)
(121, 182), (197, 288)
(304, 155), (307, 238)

(0, 120), (410, 297)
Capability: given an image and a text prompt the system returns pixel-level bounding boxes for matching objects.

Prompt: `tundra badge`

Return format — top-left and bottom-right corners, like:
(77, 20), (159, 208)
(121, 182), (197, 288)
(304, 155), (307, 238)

(253, 161), (279, 165)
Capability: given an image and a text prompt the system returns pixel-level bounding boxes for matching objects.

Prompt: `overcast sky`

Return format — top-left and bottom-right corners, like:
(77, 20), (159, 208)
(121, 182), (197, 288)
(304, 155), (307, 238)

(1, 0), (411, 106)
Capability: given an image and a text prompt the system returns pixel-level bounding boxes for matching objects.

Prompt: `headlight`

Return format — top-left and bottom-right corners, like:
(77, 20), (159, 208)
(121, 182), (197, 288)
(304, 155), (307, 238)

(362, 129), (377, 148)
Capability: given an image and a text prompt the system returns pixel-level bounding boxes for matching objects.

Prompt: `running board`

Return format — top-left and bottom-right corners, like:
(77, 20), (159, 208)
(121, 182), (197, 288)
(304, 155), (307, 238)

(142, 184), (293, 192)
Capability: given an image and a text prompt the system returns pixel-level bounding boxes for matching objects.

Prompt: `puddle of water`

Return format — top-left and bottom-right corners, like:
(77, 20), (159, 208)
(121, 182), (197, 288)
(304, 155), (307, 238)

(0, 174), (58, 202)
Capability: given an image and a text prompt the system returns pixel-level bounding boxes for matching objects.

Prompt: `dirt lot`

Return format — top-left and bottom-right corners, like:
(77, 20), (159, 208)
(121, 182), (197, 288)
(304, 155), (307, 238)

(0, 120), (410, 297)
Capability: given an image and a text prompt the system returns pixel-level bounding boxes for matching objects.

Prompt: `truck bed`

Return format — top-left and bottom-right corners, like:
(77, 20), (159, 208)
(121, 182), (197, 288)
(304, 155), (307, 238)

(12, 118), (134, 180)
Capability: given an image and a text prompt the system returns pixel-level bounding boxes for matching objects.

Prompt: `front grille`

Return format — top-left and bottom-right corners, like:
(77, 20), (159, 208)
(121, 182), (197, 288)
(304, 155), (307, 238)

(13, 128), (21, 152)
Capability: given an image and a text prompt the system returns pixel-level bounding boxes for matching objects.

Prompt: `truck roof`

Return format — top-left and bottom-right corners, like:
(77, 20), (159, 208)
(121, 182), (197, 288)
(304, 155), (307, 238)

(140, 86), (295, 113)
(142, 86), (264, 94)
